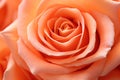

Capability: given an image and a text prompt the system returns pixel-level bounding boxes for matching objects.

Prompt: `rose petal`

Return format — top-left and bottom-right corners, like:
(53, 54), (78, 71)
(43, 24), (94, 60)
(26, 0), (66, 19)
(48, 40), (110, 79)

(17, 39), (79, 75)
(3, 55), (35, 80)
(0, 0), (21, 30)
(1, 20), (29, 71)
(99, 68), (120, 80)
(0, 35), (10, 62)
(0, 64), (3, 80)
(36, 59), (105, 80)
(17, 0), (41, 41)
(0, 34), (10, 80)
(101, 41), (120, 76)
(0, 0), (7, 30)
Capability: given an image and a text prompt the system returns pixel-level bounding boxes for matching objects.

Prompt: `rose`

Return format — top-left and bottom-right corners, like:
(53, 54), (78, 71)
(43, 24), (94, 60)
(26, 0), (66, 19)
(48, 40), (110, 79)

(1, 0), (119, 80)
(2, 0), (120, 80)
(0, 0), (21, 30)
(1, 0), (120, 80)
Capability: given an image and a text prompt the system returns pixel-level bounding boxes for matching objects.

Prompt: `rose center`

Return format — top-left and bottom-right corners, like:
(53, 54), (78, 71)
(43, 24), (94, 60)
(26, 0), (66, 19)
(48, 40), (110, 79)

(37, 7), (90, 52)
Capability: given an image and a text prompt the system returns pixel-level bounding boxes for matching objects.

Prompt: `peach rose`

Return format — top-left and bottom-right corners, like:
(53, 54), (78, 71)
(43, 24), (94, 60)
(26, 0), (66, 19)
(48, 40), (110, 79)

(0, 0), (21, 30)
(1, 0), (120, 80)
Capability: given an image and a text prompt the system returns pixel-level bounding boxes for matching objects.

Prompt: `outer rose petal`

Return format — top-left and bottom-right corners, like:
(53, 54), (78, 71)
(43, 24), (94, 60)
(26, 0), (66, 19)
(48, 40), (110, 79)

(99, 67), (120, 80)
(0, 38), (10, 80)
(101, 41), (120, 76)
(1, 21), (37, 80)
(36, 59), (105, 80)
(3, 55), (34, 80)
(0, 0), (6, 30)
(0, 0), (21, 30)
(18, 0), (40, 41)
(17, 39), (79, 75)
(0, 31), (10, 80)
